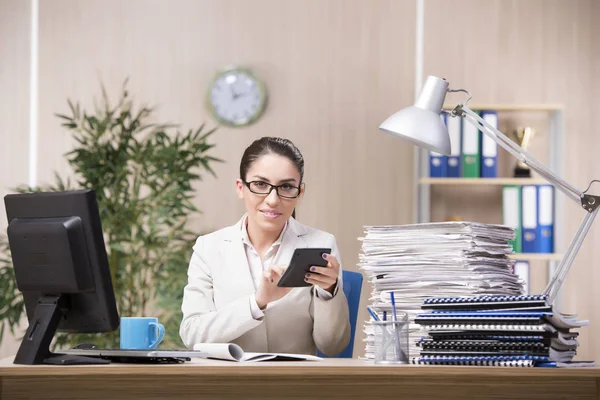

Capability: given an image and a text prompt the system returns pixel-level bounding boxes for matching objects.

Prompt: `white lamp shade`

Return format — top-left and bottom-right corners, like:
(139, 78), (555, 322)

(379, 106), (451, 155)
(379, 75), (452, 155)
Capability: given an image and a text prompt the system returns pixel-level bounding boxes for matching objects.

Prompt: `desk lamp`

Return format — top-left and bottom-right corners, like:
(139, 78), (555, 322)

(379, 75), (599, 303)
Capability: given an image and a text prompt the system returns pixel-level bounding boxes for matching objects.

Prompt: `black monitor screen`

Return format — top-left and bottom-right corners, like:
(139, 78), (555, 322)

(4, 189), (119, 364)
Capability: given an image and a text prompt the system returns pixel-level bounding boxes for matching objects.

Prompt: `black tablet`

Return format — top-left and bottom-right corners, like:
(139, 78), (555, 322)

(277, 248), (331, 287)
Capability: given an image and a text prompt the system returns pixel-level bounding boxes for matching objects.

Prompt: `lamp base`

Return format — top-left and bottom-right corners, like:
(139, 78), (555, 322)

(513, 167), (532, 178)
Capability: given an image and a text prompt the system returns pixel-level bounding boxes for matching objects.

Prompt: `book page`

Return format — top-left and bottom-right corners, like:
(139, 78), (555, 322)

(193, 343), (322, 362)
(193, 343), (244, 361)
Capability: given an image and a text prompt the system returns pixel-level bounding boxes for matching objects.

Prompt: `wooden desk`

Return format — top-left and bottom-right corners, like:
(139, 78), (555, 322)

(1, 356), (599, 399)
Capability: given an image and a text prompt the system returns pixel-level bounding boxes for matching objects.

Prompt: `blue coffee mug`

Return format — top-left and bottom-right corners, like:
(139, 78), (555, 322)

(120, 317), (165, 350)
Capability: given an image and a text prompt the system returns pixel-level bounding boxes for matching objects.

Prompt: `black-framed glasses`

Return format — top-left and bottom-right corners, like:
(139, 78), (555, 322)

(243, 180), (302, 199)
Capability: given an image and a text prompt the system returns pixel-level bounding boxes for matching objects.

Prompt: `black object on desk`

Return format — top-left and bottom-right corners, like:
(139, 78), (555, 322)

(4, 190), (119, 366)
(277, 248), (331, 287)
(62, 347), (207, 364)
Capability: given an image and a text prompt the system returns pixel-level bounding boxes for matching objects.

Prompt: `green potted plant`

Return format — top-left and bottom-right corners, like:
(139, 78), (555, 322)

(0, 80), (221, 349)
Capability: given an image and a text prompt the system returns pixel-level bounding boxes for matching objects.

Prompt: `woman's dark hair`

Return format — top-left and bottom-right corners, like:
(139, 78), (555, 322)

(240, 137), (304, 183)
(240, 137), (304, 219)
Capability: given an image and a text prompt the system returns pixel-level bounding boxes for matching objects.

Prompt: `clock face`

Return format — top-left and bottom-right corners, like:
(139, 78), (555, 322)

(207, 68), (267, 127)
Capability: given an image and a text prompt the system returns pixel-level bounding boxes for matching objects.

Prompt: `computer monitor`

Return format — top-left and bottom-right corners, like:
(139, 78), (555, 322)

(4, 189), (119, 365)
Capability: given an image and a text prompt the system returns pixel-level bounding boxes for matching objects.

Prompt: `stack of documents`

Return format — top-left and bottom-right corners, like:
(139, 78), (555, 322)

(412, 294), (592, 367)
(358, 222), (524, 359)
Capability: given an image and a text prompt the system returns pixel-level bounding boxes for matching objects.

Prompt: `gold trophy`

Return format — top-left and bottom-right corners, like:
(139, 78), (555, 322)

(513, 127), (535, 178)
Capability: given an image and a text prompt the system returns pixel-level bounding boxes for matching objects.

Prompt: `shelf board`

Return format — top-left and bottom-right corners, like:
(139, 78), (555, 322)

(420, 178), (547, 185)
(443, 103), (564, 112)
(508, 253), (563, 261)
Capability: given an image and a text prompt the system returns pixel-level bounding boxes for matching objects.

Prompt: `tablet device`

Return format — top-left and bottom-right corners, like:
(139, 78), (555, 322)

(277, 248), (331, 287)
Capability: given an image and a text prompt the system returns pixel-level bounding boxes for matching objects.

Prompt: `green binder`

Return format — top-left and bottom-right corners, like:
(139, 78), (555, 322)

(502, 185), (522, 252)
(461, 110), (481, 178)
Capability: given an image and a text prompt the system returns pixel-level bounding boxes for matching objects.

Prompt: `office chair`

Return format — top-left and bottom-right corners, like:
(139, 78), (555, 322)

(317, 270), (363, 358)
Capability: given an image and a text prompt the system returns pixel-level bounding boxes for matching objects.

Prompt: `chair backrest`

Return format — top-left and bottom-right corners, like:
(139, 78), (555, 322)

(317, 270), (363, 358)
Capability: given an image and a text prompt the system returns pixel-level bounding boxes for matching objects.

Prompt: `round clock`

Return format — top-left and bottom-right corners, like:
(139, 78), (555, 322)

(206, 66), (267, 127)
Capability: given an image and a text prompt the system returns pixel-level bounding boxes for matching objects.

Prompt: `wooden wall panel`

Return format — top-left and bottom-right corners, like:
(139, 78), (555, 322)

(0, 0), (30, 228)
(26, 0), (416, 358)
(584, 0), (600, 362)
(0, 0), (30, 359)
(3, 0), (597, 363)
(424, 0), (598, 361)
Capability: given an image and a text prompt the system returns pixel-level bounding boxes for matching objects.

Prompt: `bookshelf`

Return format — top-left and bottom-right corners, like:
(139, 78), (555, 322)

(419, 178), (548, 185)
(508, 253), (563, 261)
(442, 104), (564, 112)
(415, 104), (565, 294)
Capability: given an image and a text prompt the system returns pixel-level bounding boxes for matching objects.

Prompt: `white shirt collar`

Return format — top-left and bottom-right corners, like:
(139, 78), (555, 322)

(240, 214), (288, 249)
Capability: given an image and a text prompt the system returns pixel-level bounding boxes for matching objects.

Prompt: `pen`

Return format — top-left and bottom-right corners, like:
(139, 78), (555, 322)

(390, 291), (403, 360)
(367, 306), (380, 322)
(390, 291), (398, 322)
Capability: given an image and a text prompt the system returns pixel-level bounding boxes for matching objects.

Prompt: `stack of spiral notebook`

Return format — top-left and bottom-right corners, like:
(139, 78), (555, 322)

(411, 294), (593, 367)
(358, 222), (525, 359)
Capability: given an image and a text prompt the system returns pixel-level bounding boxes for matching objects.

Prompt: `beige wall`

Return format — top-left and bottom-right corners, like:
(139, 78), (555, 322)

(424, 0), (600, 360)
(1, 0), (599, 361)
(0, 0), (30, 358)
(0, 0), (30, 226)
(1, 0), (416, 358)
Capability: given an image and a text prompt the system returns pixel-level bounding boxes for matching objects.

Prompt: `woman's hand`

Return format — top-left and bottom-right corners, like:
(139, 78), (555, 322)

(254, 265), (293, 309)
(304, 253), (339, 294)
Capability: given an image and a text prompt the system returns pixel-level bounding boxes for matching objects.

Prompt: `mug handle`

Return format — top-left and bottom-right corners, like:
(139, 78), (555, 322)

(149, 322), (165, 349)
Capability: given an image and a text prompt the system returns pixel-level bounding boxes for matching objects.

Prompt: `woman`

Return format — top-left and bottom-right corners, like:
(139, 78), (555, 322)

(179, 137), (350, 356)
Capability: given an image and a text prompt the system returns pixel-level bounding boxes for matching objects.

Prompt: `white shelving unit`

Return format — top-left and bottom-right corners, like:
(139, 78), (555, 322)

(414, 104), (565, 294)
(419, 178), (548, 185)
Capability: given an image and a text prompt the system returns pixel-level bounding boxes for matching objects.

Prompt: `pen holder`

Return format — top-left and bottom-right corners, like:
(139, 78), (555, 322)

(373, 319), (409, 365)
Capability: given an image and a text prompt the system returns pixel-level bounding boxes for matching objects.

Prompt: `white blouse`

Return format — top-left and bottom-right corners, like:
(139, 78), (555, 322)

(240, 216), (336, 319)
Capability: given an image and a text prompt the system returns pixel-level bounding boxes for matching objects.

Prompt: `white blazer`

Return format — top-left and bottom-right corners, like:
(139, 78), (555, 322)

(179, 216), (351, 356)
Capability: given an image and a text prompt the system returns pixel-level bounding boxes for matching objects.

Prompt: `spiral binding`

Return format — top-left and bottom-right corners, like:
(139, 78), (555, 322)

(416, 312), (548, 323)
(418, 334), (547, 342)
(417, 340), (547, 352)
(423, 294), (548, 305)
(424, 324), (550, 332)
(422, 311), (549, 318)
(409, 356), (535, 367)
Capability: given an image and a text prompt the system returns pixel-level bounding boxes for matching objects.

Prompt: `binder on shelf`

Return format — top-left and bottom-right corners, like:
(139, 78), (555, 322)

(521, 185), (539, 253)
(502, 185), (522, 253)
(513, 261), (530, 295)
(429, 114), (448, 177)
(429, 151), (447, 177)
(537, 185), (554, 253)
(480, 110), (498, 178)
(461, 110), (481, 178)
(446, 113), (462, 177)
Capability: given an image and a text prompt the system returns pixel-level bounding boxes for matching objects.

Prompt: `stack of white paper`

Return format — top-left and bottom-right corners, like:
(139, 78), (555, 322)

(358, 221), (525, 359)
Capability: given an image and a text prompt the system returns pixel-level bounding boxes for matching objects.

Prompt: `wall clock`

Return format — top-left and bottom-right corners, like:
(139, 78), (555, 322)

(206, 66), (267, 127)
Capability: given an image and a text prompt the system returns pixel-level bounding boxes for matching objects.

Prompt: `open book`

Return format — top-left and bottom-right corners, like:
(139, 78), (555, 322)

(193, 343), (322, 362)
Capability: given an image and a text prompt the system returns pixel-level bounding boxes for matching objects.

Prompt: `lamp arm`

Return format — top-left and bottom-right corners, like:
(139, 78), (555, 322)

(458, 105), (583, 202)
(544, 208), (599, 302)
(454, 104), (600, 304)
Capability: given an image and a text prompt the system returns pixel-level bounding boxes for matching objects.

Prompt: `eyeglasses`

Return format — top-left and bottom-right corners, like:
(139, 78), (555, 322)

(243, 180), (301, 199)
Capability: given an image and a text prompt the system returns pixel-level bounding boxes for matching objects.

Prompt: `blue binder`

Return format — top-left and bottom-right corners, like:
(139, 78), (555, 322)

(537, 185), (554, 253)
(429, 114), (448, 177)
(429, 151), (447, 177)
(521, 185), (538, 253)
(480, 110), (498, 178)
(446, 113), (462, 177)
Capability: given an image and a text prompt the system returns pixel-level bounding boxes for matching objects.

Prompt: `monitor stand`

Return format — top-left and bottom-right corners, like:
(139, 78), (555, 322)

(13, 294), (109, 365)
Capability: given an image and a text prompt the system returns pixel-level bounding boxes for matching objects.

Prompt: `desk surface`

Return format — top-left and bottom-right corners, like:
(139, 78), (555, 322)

(2, 356), (600, 377)
(2, 356), (600, 399)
